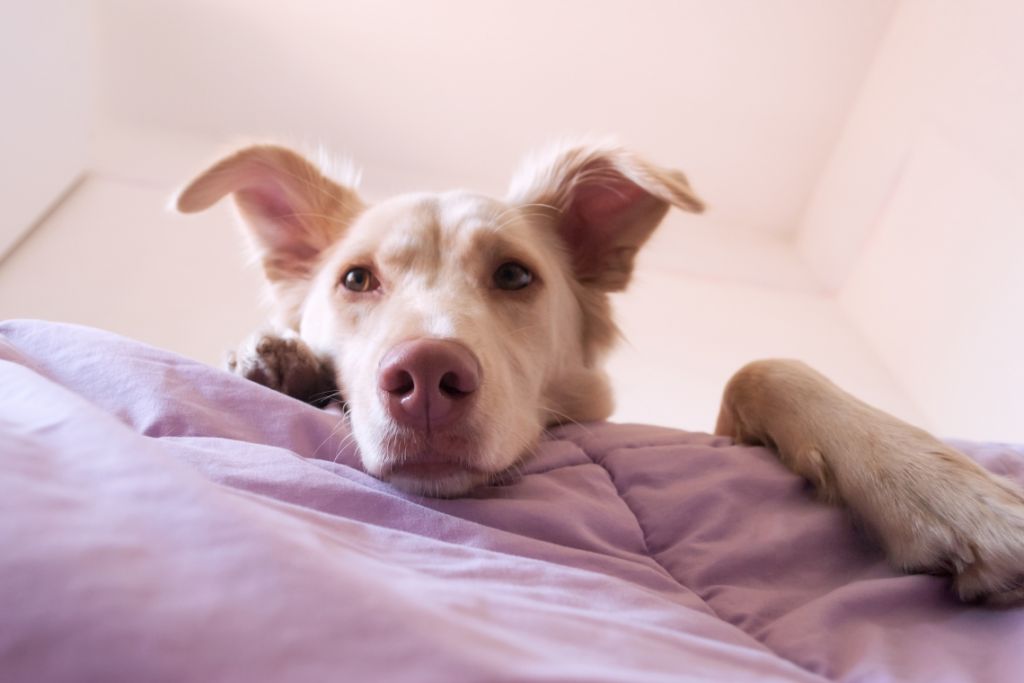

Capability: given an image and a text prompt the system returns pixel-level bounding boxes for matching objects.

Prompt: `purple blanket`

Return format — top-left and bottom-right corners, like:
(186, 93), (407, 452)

(2, 320), (1023, 682)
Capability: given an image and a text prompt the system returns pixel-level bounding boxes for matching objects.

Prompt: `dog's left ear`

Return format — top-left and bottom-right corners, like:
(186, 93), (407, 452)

(176, 145), (364, 284)
(507, 143), (704, 291)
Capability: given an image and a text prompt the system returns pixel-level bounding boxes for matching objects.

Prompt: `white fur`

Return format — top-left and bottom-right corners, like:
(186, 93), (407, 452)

(177, 141), (1024, 603)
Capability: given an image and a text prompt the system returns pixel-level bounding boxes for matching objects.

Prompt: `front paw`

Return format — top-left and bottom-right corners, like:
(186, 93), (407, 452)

(717, 359), (1024, 604)
(226, 332), (341, 408)
(870, 444), (1024, 605)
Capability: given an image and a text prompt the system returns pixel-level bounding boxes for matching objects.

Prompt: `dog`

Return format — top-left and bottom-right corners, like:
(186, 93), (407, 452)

(176, 141), (1024, 605)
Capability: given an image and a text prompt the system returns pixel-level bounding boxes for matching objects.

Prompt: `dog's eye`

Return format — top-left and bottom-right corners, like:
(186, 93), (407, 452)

(342, 267), (379, 293)
(493, 262), (533, 291)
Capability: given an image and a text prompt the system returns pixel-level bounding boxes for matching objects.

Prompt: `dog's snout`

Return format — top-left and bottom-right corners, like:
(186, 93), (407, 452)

(378, 339), (480, 431)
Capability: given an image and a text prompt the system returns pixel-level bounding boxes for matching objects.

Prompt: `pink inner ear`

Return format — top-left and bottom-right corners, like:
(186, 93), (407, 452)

(561, 176), (651, 276)
(238, 178), (296, 222)
(576, 179), (649, 223)
(237, 179), (319, 260)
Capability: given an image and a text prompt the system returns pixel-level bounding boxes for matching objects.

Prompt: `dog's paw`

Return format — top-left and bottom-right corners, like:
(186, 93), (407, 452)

(847, 441), (1024, 606)
(716, 360), (1024, 605)
(888, 448), (1024, 602)
(227, 331), (341, 408)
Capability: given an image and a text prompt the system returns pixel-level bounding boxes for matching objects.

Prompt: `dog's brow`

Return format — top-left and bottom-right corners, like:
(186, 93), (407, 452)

(463, 230), (540, 271)
(379, 227), (441, 272)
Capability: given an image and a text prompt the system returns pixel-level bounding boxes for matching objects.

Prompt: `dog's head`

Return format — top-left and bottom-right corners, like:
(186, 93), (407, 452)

(177, 142), (703, 496)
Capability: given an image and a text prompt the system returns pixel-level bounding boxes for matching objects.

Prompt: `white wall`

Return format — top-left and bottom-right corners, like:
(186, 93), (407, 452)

(91, 0), (895, 238)
(0, 169), (268, 363)
(0, 130), (926, 438)
(798, 0), (1024, 441)
(5, 1), (1020, 441)
(0, 1), (92, 260)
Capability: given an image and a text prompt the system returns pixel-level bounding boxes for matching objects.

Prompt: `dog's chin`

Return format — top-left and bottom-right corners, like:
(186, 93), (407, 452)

(367, 429), (502, 498)
(385, 463), (491, 498)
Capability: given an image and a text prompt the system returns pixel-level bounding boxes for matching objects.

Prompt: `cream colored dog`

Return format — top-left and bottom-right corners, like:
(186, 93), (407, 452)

(177, 142), (1024, 605)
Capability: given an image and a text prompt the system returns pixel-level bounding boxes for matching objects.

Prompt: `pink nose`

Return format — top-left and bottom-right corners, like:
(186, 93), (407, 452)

(378, 339), (481, 431)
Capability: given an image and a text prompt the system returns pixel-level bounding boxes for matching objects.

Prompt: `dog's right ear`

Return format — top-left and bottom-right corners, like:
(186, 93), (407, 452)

(507, 142), (704, 292)
(176, 145), (364, 284)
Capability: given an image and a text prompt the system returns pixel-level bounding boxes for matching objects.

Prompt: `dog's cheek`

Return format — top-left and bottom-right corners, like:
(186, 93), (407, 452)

(478, 337), (548, 471)
(348, 406), (388, 476)
(332, 335), (389, 470)
(347, 344), (397, 475)
(472, 390), (537, 474)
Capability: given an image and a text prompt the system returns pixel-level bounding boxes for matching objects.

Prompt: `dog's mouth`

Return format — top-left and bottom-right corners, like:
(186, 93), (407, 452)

(382, 447), (483, 477)
(375, 430), (496, 497)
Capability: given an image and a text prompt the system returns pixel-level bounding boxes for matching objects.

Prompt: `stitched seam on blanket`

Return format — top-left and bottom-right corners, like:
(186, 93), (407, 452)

(580, 444), (832, 683)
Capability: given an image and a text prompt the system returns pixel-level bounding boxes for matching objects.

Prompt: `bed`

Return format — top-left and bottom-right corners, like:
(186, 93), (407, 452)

(2, 319), (1023, 682)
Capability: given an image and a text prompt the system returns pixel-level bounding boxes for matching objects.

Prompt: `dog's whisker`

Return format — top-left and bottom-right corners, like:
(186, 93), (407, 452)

(515, 202), (561, 213)
(312, 416), (351, 459)
(308, 388), (344, 404)
(276, 211), (351, 227)
(255, 157), (362, 210)
(487, 210), (552, 234)
(333, 429), (359, 464)
(486, 204), (562, 234)
(541, 407), (594, 435)
(490, 202), (561, 225)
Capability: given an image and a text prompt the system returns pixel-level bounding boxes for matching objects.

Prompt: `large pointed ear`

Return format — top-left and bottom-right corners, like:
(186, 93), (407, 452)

(507, 142), (704, 291)
(176, 145), (365, 285)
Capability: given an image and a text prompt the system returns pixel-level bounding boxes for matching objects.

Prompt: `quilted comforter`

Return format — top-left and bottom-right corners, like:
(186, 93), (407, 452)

(2, 320), (1023, 682)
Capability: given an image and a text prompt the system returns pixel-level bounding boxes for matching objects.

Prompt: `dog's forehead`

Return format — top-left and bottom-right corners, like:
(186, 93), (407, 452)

(435, 190), (510, 229)
(365, 191), (509, 233)
(344, 191), (528, 264)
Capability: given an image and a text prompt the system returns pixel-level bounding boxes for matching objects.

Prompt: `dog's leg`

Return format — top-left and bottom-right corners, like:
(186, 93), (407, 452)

(227, 331), (341, 408)
(715, 359), (1024, 604)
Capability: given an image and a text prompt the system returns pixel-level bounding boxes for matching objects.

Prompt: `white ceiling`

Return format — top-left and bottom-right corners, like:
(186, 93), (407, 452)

(92, 0), (897, 237)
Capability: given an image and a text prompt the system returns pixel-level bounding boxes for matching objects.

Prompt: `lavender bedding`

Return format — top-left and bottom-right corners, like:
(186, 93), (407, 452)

(2, 320), (1023, 682)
